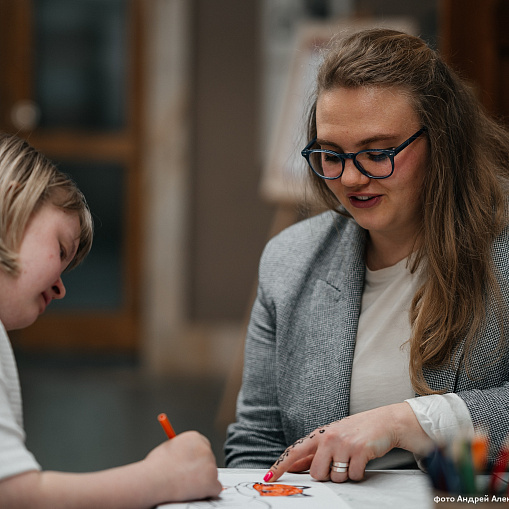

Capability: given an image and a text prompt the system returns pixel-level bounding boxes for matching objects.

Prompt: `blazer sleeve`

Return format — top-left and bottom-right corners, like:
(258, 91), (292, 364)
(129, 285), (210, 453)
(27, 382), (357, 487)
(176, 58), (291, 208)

(426, 225), (509, 466)
(420, 336), (509, 467)
(458, 227), (509, 465)
(224, 271), (288, 468)
(453, 301), (509, 466)
(224, 212), (365, 468)
(457, 383), (509, 465)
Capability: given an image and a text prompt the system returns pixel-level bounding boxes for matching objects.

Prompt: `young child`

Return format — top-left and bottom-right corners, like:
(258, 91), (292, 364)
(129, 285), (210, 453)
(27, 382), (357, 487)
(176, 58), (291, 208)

(0, 133), (222, 508)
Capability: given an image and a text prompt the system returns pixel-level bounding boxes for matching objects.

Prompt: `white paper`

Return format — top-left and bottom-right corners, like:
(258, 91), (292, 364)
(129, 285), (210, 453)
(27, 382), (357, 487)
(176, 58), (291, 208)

(334, 470), (433, 509)
(158, 471), (352, 509)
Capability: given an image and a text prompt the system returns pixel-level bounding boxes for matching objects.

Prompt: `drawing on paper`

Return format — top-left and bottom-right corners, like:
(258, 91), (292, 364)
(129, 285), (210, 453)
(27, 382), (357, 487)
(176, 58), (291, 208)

(252, 482), (310, 497)
(183, 482), (311, 508)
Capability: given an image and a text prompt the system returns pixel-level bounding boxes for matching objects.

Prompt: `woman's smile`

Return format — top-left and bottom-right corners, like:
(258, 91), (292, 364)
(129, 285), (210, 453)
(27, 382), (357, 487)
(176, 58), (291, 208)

(348, 194), (383, 208)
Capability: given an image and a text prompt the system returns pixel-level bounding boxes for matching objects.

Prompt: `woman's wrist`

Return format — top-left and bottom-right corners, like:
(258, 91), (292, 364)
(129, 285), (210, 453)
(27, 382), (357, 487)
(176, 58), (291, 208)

(392, 402), (434, 455)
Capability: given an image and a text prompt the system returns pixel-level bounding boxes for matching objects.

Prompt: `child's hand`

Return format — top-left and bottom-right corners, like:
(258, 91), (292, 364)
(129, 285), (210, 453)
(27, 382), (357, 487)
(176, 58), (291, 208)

(144, 430), (222, 503)
(0, 431), (221, 509)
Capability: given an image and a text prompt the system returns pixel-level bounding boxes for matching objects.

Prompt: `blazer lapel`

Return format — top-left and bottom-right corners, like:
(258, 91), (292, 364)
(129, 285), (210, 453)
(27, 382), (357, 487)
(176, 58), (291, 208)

(304, 221), (367, 427)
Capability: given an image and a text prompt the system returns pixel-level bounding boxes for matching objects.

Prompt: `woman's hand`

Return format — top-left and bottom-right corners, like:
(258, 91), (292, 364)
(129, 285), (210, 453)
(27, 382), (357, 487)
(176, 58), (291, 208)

(264, 402), (433, 483)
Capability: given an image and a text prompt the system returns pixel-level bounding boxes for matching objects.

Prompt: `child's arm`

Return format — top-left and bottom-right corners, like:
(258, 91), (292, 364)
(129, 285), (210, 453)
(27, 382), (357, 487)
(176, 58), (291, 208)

(0, 430), (222, 509)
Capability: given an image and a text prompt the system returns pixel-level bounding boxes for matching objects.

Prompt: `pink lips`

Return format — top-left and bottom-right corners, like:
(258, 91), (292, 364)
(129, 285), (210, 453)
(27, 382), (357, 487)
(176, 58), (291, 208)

(348, 194), (382, 208)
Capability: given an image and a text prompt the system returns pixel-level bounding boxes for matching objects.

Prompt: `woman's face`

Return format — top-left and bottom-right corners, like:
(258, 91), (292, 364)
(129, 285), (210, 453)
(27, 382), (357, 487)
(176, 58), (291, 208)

(315, 86), (428, 249)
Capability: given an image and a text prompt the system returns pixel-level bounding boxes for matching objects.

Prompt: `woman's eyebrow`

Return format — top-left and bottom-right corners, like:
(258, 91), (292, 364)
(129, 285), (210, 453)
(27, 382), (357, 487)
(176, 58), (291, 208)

(316, 133), (399, 151)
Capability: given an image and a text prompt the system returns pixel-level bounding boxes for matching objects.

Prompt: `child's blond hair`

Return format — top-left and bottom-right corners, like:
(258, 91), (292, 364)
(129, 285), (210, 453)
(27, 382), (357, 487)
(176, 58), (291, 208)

(0, 132), (93, 275)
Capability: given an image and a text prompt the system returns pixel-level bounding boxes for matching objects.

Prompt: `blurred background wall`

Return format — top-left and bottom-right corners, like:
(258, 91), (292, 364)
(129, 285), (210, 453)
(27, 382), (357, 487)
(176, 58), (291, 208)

(0, 0), (441, 377)
(2, 0), (508, 471)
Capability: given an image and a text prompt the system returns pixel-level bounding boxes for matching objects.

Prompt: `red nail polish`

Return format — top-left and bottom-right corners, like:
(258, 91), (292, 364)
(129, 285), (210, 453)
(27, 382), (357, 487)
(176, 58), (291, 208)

(263, 471), (274, 482)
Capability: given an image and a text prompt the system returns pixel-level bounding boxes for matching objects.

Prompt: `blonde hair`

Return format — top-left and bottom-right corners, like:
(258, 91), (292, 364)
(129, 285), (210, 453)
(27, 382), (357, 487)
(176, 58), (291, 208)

(0, 132), (93, 275)
(307, 29), (509, 394)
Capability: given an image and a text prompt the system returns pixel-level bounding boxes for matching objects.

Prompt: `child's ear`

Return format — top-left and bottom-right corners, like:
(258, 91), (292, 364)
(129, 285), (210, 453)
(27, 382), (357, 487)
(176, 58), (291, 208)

(0, 241), (18, 276)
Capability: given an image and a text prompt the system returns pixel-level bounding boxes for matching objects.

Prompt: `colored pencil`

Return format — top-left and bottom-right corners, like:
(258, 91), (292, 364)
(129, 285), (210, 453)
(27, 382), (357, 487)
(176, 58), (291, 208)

(158, 412), (177, 439)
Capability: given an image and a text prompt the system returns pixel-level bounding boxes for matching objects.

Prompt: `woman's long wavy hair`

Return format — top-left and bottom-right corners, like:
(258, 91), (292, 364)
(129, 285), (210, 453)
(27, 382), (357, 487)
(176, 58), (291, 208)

(307, 29), (509, 395)
(0, 132), (93, 276)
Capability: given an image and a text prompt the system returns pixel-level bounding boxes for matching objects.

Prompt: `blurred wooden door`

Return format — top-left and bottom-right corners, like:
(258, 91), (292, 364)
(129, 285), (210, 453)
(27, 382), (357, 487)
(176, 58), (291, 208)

(440, 0), (509, 124)
(0, 0), (143, 353)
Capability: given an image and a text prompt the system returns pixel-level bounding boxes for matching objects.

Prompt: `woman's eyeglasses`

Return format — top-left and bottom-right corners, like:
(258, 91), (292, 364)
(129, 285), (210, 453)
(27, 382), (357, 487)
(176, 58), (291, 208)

(301, 127), (427, 180)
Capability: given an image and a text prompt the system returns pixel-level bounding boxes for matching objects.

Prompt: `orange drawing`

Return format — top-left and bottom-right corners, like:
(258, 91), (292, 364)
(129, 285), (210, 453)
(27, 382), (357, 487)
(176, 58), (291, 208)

(182, 481), (313, 507)
(252, 483), (310, 497)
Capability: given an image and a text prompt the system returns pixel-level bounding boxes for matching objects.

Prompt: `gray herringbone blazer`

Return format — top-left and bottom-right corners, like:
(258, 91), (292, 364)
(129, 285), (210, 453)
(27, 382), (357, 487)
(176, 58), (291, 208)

(225, 211), (509, 468)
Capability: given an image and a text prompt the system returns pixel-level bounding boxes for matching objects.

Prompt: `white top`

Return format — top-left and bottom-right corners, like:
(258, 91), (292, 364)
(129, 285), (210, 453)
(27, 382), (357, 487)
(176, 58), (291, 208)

(350, 258), (416, 414)
(0, 320), (40, 480)
(350, 258), (473, 465)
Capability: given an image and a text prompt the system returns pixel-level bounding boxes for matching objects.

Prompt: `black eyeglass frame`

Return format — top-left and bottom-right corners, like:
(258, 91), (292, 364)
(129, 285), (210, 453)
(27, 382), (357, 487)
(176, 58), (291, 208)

(301, 127), (428, 180)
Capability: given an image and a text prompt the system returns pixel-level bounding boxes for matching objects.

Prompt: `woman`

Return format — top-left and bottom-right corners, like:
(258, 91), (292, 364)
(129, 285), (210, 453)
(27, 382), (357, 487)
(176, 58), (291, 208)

(224, 29), (509, 483)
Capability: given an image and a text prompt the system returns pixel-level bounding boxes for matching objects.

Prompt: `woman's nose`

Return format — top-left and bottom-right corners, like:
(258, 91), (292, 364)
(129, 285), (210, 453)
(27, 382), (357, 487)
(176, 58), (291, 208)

(340, 158), (370, 187)
(50, 277), (66, 300)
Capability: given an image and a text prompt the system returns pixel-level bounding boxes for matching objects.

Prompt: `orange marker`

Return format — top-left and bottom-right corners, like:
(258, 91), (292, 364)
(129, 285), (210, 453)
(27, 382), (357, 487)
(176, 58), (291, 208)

(158, 413), (177, 439)
(471, 434), (488, 472)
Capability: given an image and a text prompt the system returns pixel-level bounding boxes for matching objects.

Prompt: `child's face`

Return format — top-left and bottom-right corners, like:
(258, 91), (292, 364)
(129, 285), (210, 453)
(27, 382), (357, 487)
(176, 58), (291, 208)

(0, 202), (80, 331)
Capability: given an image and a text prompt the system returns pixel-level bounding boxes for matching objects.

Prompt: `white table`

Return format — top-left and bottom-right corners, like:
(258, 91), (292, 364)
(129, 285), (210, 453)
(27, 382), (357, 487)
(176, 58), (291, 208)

(157, 469), (435, 508)
(226, 469), (434, 509)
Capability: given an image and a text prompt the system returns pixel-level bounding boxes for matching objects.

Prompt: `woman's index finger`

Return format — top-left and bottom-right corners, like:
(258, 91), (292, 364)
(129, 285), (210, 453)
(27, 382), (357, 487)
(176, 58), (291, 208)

(264, 431), (320, 482)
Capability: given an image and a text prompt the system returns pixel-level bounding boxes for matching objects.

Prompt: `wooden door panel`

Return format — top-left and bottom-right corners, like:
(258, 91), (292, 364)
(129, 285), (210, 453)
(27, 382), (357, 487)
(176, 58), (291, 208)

(0, 0), (142, 353)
